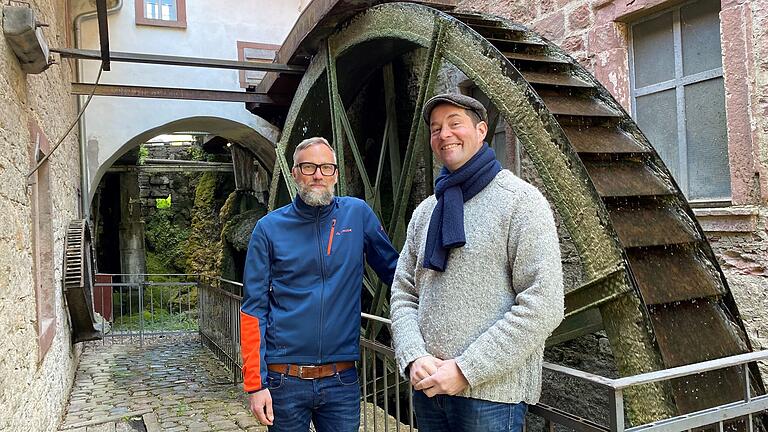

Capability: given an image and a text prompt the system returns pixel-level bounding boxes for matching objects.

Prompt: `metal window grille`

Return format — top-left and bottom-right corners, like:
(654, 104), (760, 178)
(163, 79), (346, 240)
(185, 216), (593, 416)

(629, 0), (731, 202)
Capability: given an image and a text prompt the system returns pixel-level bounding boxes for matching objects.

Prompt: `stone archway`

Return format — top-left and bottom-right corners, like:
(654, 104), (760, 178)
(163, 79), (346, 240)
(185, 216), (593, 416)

(88, 116), (277, 205)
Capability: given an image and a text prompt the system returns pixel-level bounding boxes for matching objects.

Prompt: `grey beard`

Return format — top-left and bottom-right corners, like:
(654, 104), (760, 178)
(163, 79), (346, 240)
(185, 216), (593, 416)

(297, 184), (335, 206)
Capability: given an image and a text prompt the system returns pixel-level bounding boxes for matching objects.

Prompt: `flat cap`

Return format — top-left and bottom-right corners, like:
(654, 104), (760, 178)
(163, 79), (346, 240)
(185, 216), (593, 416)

(422, 93), (488, 124)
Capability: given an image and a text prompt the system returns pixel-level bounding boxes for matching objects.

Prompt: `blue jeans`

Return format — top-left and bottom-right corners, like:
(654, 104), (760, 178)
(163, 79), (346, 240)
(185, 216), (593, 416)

(413, 390), (527, 432)
(266, 367), (360, 432)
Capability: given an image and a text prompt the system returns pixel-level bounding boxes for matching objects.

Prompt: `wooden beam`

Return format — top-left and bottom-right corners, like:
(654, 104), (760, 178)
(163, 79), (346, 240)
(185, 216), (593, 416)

(53, 47), (306, 74)
(71, 83), (278, 104)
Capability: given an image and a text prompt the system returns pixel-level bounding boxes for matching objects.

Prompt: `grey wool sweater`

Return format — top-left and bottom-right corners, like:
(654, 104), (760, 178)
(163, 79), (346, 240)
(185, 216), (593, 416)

(390, 170), (564, 404)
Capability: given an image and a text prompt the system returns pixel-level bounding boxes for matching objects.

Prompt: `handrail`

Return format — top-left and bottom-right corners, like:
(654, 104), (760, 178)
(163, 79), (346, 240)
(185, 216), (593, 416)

(611, 350), (768, 389)
(361, 312), (392, 326)
(542, 350), (768, 390)
(216, 277), (244, 287)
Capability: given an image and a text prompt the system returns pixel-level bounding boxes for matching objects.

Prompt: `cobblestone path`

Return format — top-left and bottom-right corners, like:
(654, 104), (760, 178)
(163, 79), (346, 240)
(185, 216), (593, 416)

(59, 335), (265, 432)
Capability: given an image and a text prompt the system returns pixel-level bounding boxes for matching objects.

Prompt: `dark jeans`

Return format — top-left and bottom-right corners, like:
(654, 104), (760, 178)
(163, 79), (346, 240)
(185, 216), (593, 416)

(267, 367), (360, 432)
(413, 390), (528, 432)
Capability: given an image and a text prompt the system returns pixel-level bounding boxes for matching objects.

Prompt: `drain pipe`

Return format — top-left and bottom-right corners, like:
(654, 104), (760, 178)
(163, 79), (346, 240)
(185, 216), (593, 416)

(72, 0), (123, 218)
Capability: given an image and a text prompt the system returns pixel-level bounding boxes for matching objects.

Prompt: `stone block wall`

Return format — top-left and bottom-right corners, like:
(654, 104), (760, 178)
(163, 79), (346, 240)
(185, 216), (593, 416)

(138, 143), (200, 220)
(0, 1), (82, 430)
(455, 0), (768, 378)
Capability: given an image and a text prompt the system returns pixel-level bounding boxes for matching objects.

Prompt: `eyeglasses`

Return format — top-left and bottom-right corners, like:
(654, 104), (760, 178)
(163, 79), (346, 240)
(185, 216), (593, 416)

(295, 162), (338, 176)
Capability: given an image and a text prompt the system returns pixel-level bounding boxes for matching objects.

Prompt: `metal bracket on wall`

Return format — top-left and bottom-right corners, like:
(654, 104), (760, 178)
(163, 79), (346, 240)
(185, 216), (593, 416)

(2, 3), (53, 73)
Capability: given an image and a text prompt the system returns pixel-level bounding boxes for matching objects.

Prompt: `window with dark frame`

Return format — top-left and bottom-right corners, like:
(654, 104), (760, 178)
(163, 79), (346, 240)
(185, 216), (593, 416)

(237, 42), (280, 89)
(29, 121), (56, 361)
(629, 0), (730, 202)
(135, 0), (186, 28)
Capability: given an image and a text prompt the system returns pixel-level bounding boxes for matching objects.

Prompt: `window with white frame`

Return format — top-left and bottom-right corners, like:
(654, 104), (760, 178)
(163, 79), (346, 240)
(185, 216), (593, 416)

(629, 0), (730, 202)
(136, 0), (186, 28)
(145, 0), (176, 21)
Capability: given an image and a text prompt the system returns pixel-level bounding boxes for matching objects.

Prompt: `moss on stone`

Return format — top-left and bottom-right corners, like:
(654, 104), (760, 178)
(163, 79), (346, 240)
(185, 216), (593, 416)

(144, 207), (189, 273)
(216, 190), (268, 280)
(223, 209), (266, 251)
(185, 172), (224, 277)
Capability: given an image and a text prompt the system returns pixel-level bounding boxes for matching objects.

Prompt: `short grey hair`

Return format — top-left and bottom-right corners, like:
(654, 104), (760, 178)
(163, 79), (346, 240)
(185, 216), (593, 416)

(292, 137), (337, 166)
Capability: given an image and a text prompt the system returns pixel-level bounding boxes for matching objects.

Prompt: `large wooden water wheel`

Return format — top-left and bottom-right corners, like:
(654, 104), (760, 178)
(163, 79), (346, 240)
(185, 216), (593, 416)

(248, 1), (764, 426)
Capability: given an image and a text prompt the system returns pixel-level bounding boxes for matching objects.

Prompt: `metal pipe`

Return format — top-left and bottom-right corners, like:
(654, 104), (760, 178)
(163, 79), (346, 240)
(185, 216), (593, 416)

(73, 0), (123, 218)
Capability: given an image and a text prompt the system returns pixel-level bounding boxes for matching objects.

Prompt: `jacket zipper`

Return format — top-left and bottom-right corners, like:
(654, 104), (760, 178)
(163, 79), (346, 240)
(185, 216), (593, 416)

(327, 219), (336, 256)
(316, 211), (326, 362)
(268, 283), (281, 351)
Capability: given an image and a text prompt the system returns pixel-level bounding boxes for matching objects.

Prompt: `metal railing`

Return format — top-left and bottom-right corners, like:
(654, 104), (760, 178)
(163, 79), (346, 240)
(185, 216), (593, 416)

(197, 275), (243, 385)
(357, 314), (768, 432)
(93, 273), (199, 344)
(360, 313), (415, 431)
(538, 351), (768, 432)
(138, 275), (767, 432)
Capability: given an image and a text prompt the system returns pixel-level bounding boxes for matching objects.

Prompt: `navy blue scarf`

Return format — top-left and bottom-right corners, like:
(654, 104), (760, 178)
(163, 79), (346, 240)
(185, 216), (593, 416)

(423, 143), (502, 272)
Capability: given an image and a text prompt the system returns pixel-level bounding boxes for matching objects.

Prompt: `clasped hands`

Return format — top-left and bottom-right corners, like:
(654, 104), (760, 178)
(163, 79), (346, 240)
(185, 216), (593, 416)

(409, 355), (469, 397)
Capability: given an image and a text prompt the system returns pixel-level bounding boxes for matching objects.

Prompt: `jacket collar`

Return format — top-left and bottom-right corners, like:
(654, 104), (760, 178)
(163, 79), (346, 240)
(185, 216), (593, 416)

(292, 194), (338, 220)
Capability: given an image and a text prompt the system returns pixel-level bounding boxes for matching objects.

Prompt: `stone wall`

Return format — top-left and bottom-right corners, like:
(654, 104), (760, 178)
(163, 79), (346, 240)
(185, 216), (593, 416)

(138, 143), (200, 221)
(0, 1), (82, 430)
(708, 209), (768, 372)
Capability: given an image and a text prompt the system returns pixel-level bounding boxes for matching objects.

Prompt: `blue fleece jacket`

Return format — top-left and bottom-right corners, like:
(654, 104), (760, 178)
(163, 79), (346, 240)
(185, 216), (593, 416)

(240, 195), (398, 392)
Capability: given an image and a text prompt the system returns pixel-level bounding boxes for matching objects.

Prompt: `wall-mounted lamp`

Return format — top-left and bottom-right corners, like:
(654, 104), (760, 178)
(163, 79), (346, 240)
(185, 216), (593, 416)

(2, 2), (53, 74)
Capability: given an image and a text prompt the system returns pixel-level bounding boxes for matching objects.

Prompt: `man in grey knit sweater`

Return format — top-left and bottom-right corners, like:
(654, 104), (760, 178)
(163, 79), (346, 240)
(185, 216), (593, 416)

(390, 93), (564, 431)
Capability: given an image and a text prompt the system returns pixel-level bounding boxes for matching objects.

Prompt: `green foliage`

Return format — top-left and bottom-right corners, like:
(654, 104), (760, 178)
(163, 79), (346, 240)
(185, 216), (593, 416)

(138, 144), (149, 165)
(187, 145), (206, 161)
(145, 207), (189, 272)
(111, 308), (197, 332)
(155, 194), (172, 209)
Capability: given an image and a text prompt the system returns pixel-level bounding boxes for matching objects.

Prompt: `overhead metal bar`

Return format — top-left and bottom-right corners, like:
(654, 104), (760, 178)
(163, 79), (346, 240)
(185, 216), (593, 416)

(108, 164), (234, 173)
(71, 83), (276, 104)
(52, 48), (307, 74)
(96, 0), (111, 70)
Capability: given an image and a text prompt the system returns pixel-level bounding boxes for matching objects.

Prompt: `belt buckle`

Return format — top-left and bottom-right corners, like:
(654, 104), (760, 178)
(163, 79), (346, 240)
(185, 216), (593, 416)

(297, 365), (314, 379)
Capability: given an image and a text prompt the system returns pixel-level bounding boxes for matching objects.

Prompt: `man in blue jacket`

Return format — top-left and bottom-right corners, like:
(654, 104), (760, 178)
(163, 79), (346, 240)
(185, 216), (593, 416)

(241, 136), (398, 431)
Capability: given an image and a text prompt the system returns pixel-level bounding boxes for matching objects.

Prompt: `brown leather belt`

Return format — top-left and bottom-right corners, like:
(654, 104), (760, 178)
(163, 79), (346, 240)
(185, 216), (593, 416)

(268, 361), (355, 379)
